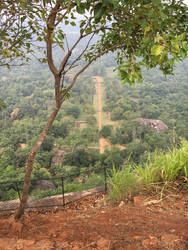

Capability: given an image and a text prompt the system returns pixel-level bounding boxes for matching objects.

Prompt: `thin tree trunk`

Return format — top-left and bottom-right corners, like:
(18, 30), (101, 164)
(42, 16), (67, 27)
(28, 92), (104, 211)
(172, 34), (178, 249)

(14, 106), (60, 219)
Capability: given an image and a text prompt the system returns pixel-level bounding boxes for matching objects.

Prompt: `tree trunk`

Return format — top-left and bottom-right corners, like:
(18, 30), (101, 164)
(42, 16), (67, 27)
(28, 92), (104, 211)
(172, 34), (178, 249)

(14, 106), (60, 219)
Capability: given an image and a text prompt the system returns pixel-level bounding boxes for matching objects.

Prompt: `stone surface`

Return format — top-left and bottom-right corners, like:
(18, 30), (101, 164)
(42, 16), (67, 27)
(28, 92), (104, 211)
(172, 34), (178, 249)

(34, 180), (56, 191)
(119, 201), (126, 208)
(139, 118), (168, 131)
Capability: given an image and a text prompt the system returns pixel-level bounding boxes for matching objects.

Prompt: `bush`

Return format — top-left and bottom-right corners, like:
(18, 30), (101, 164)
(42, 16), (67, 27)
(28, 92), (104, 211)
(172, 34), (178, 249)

(99, 125), (112, 138)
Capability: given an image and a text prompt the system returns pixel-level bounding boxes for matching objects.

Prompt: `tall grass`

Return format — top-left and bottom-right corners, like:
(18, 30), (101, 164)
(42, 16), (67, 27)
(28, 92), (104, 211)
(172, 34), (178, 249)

(108, 139), (188, 202)
(107, 165), (141, 202)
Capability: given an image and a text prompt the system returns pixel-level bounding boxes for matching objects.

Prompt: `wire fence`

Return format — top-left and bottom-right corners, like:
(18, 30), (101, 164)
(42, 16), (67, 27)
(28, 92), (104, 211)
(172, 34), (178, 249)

(0, 167), (108, 212)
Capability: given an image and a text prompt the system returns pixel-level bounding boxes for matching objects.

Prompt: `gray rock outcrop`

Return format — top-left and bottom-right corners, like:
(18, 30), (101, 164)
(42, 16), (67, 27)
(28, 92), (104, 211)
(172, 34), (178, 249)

(139, 119), (168, 131)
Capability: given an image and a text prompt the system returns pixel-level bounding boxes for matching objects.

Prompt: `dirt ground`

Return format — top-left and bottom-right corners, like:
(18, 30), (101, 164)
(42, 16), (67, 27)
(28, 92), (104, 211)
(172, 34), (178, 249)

(0, 192), (188, 250)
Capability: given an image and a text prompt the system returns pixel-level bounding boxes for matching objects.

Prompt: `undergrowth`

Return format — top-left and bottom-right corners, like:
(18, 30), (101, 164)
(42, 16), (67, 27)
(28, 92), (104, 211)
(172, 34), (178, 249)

(108, 139), (188, 202)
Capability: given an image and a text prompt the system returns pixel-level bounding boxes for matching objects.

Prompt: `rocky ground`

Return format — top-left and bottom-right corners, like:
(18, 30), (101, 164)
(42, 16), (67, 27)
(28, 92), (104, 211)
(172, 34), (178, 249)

(0, 192), (188, 250)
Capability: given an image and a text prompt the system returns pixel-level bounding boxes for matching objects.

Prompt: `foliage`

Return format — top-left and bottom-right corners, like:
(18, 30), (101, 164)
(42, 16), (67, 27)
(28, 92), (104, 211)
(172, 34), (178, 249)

(99, 125), (112, 138)
(108, 165), (141, 202)
(0, 0), (34, 67)
(0, 99), (6, 112)
(108, 140), (188, 203)
(2, 0), (187, 80)
(31, 173), (104, 200)
(136, 139), (188, 187)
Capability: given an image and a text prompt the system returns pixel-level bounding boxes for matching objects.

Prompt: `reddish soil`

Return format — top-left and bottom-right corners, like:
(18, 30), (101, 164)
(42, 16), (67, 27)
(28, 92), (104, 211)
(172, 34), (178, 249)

(100, 137), (111, 153)
(95, 76), (125, 154)
(95, 76), (105, 154)
(0, 192), (188, 249)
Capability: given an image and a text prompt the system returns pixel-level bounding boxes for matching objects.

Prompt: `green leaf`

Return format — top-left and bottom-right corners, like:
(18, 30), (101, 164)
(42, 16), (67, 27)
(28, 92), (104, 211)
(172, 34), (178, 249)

(21, 16), (26, 23)
(182, 41), (188, 50)
(26, 43), (30, 49)
(85, 28), (91, 34)
(76, 5), (85, 14)
(58, 34), (64, 41)
(37, 36), (43, 42)
(93, 3), (103, 19)
(151, 45), (164, 56)
(75, 0), (81, 8)
(70, 21), (76, 26)
(112, 0), (119, 9)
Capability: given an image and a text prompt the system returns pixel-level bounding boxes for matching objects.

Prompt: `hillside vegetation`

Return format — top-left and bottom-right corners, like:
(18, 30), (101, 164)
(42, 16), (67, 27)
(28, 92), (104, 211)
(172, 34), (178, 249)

(0, 56), (188, 200)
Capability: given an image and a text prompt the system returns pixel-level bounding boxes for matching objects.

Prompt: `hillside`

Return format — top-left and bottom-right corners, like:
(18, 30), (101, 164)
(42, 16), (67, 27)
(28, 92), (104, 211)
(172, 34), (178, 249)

(0, 192), (188, 249)
(0, 56), (188, 201)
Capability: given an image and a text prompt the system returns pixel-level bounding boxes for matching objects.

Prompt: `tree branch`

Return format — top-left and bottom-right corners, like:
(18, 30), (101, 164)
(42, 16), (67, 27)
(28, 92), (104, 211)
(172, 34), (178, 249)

(46, 2), (61, 76)
(60, 44), (121, 103)
(58, 18), (92, 74)
(64, 33), (95, 74)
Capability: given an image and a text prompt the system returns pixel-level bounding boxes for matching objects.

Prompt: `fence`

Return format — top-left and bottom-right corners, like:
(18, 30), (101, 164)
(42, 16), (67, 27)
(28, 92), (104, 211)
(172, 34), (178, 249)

(0, 167), (108, 211)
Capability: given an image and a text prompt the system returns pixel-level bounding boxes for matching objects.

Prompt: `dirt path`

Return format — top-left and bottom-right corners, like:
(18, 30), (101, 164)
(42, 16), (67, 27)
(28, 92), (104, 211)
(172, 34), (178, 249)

(95, 76), (102, 131)
(0, 193), (188, 249)
(95, 76), (111, 154)
(94, 76), (126, 153)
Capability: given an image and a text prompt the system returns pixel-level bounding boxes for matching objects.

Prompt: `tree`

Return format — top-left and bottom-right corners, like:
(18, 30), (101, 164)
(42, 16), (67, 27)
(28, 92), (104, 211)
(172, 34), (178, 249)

(111, 107), (124, 120)
(99, 125), (112, 138)
(1, 0), (186, 219)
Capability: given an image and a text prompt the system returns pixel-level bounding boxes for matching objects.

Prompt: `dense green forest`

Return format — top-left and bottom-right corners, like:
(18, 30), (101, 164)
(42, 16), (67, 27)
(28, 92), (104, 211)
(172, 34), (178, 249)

(0, 55), (188, 200)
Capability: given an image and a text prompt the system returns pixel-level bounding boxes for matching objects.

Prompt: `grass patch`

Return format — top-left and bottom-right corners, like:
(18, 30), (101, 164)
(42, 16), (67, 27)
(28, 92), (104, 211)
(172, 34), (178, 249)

(108, 139), (188, 202)
(108, 165), (141, 203)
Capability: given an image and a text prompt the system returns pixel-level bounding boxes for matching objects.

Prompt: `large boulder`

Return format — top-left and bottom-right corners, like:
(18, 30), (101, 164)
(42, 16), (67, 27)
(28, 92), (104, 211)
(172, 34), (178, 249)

(34, 180), (56, 191)
(139, 119), (168, 131)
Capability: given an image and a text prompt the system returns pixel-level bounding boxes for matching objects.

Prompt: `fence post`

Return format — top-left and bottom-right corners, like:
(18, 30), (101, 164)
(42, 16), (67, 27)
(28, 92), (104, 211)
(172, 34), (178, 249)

(61, 178), (65, 206)
(15, 182), (21, 201)
(104, 167), (107, 193)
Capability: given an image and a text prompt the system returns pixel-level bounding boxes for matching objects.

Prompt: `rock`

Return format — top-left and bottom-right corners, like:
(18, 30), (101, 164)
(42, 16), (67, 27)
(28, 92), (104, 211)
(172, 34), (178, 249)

(97, 238), (109, 249)
(134, 196), (145, 206)
(34, 180), (56, 191)
(119, 201), (125, 208)
(139, 118), (168, 131)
